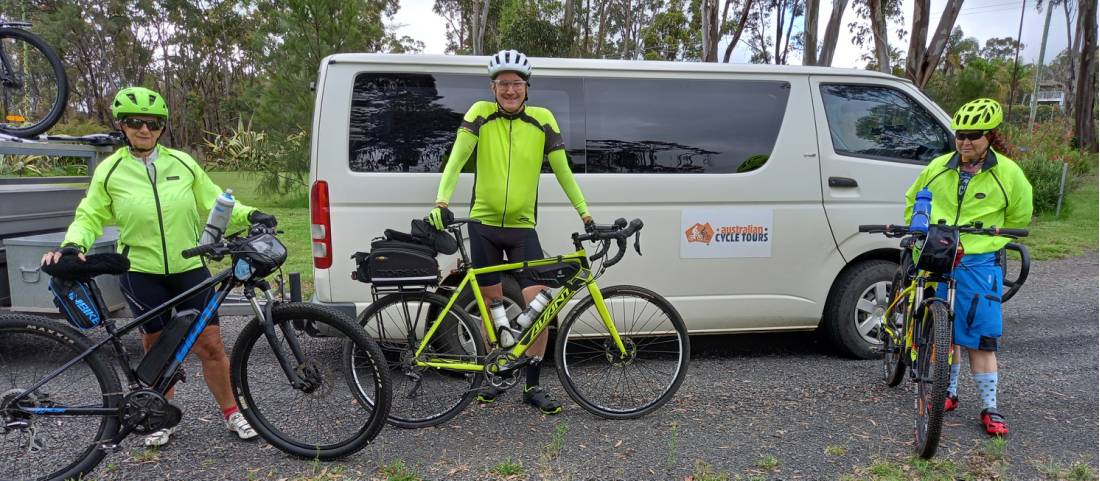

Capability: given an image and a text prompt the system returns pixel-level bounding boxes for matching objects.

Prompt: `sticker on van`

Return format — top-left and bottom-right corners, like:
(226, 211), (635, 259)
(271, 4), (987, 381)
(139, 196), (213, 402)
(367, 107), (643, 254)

(681, 208), (772, 258)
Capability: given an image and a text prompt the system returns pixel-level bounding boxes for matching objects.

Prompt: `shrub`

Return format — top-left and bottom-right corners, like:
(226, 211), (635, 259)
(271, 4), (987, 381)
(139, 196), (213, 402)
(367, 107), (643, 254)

(1017, 155), (1073, 215)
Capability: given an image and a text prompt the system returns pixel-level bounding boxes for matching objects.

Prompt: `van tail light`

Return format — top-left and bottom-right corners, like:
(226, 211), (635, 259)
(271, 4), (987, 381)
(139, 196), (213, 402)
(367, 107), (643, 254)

(310, 180), (332, 269)
(953, 242), (965, 268)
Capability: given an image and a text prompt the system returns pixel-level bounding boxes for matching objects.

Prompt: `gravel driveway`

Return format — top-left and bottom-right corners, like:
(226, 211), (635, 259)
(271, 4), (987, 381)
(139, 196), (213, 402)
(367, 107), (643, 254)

(8, 253), (1098, 480)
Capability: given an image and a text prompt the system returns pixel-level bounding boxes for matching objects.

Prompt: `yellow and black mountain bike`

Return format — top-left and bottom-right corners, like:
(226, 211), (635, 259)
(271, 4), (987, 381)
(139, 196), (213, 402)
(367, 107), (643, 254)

(859, 221), (1029, 458)
(351, 217), (690, 428)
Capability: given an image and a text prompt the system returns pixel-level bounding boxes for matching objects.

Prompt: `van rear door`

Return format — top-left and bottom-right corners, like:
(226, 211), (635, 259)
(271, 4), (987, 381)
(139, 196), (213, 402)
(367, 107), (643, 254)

(809, 77), (953, 259)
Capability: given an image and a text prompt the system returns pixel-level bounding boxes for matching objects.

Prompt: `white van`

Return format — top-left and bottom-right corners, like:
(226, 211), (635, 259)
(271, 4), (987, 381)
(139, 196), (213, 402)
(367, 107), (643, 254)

(307, 54), (956, 358)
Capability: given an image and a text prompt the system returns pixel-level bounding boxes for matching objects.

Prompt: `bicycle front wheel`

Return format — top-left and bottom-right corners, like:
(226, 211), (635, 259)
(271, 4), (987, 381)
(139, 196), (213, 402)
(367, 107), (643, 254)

(556, 285), (690, 419)
(356, 292), (485, 428)
(0, 28), (67, 137)
(0, 314), (121, 481)
(913, 301), (951, 459)
(230, 303), (390, 459)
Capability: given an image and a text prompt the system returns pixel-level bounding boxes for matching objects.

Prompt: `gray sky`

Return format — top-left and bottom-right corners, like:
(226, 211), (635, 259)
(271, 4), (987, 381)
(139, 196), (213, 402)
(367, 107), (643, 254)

(391, 0), (1075, 69)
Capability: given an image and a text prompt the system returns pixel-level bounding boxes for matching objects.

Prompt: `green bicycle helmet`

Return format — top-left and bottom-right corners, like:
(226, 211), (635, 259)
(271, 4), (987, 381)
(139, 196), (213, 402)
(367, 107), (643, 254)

(951, 98), (1003, 131)
(112, 86), (169, 119)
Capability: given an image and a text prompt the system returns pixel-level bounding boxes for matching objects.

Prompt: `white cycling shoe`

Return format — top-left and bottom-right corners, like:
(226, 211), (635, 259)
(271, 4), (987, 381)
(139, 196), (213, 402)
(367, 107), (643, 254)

(226, 412), (258, 440)
(143, 426), (177, 448)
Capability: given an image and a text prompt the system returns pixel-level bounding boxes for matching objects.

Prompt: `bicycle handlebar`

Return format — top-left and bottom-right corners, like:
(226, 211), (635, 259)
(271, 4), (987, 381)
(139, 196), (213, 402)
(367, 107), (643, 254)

(182, 224), (281, 259)
(574, 218), (644, 268)
(857, 223), (1029, 239)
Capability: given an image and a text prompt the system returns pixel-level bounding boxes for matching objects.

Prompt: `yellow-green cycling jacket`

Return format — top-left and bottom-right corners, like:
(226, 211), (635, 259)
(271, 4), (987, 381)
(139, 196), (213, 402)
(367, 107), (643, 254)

(904, 149), (1033, 255)
(63, 145), (256, 275)
(436, 101), (588, 228)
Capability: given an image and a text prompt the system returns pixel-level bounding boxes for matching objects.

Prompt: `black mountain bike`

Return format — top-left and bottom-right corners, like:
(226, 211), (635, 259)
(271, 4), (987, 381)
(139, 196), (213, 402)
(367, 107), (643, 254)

(0, 225), (391, 481)
(0, 19), (67, 137)
(860, 221), (1029, 458)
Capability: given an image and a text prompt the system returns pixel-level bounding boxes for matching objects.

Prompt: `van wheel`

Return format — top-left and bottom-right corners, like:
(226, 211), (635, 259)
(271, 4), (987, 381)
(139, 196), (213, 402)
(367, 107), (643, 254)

(823, 260), (896, 359)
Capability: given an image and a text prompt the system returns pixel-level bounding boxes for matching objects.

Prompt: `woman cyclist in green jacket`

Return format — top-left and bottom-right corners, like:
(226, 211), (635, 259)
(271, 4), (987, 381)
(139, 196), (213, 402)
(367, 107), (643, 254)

(904, 98), (1033, 436)
(41, 87), (277, 447)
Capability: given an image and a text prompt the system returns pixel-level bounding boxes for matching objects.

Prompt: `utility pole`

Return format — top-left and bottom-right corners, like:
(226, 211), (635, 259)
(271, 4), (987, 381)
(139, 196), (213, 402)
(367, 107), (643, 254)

(1029, 0), (1056, 126)
(1007, 0), (1027, 118)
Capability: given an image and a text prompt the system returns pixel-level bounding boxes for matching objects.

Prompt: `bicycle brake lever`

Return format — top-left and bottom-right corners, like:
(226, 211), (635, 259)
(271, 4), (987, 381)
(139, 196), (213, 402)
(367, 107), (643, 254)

(633, 231), (642, 255)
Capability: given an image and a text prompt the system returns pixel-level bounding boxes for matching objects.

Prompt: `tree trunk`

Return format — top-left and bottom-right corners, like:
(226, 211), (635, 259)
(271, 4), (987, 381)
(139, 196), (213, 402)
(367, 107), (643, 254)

(723, 0), (755, 62)
(472, 0), (489, 55)
(584, 0), (592, 55)
(911, 0), (964, 87)
(804, 0), (820, 65)
(596, 0), (610, 56)
(905, 0), (930, 80)
(868, 0), (891, 73)
(565, 0), (576, 56)
(775, 0), (787, 63)
(780, 0), (797, 63)
(703, 0), (720, 61)
(1074, 0), (1097, 151)
(1063, 0), (1077, 117)
(818, 0), (848, 65)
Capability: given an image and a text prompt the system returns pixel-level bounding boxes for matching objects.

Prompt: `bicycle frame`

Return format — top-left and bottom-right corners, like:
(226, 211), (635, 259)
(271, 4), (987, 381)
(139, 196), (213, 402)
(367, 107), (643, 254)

(413, 248), (628, 373)
(11, 263), (303, 439)
(881, 257), (956, 366)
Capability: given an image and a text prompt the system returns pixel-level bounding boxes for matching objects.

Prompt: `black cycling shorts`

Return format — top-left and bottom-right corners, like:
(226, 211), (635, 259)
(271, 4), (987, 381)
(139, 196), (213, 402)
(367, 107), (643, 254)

(120, 267), (220, 334)
(468, 223), (543, 288)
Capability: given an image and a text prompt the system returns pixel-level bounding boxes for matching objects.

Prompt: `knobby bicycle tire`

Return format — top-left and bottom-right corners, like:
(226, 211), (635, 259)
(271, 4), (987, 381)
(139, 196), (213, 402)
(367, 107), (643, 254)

(882, 268), (909, 387)
(913, 301), (951, 459)
(555, 285), (690, 419)
(230, 303), (390, 459)
(0, 314), (121, 481)
(354, 291), (485, 428)
(0, 28), (67, 137)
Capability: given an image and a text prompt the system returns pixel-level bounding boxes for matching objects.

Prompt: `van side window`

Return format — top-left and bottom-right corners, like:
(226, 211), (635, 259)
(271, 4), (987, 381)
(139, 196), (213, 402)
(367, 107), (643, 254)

(349, 73), (584, 173)
(584, 78), (789, 174)
(820, 84), (952, 164)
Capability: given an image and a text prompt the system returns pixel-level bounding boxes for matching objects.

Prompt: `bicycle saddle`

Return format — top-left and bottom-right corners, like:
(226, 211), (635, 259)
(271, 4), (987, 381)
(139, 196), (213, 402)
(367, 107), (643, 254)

(42, 253), (129, 280)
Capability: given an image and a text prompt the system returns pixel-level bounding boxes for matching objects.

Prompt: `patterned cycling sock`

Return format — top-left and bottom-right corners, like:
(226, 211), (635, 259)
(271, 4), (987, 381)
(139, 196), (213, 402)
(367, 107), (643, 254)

(973, 372), (998, 410)
(526, 357), (542, 388)
(947, 363), (962, 396)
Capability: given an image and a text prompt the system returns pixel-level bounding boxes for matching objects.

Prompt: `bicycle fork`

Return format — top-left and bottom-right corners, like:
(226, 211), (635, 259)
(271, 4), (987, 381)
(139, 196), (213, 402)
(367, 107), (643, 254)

(246, 288), (316, 392)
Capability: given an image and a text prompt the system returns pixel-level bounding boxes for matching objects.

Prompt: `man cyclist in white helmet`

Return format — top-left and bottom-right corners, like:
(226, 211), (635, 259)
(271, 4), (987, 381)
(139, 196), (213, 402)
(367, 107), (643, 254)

(429, 49), (592, 415)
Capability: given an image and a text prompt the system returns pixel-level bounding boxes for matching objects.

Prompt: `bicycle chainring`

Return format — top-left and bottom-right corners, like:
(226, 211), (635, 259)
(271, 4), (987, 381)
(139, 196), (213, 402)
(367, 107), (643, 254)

(122, 390), (181, 434)
(484, 351), (521, 389)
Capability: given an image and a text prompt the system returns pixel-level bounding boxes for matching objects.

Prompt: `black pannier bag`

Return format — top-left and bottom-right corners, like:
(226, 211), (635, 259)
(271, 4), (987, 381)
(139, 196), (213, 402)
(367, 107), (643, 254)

(48, 277), (107, 330)
(916, 224), (960, 274)
(524, 262), (581, 288)
(352, 238), (440, 287)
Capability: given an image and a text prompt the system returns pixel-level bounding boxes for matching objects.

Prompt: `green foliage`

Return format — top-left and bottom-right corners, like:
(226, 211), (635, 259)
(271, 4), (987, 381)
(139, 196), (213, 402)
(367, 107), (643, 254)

(692, 460), (730, 481)
(489, 459), (524, 476)
(378, 460), (421, 481)
(50, 116), (111, 136)
(491, 0), (569, 56)
(0, 154), (87, 177)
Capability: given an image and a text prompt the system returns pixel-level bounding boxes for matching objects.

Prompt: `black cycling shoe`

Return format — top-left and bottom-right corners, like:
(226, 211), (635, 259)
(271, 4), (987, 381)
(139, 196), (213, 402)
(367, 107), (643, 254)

(477, 384), (503, 404)
(522, 385), (563, 415)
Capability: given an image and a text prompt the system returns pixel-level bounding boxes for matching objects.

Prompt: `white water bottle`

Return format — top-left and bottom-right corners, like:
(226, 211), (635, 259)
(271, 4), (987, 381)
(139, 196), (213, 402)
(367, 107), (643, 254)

(490, 300), (515, 347)
(200, 189), (235, 245)
(515, 289), (552, 330)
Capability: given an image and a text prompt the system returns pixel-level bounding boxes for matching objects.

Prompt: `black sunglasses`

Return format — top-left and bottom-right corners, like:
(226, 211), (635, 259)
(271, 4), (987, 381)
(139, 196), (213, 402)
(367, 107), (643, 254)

(955, 131), (986, 141)
(121, 117), (165, 131)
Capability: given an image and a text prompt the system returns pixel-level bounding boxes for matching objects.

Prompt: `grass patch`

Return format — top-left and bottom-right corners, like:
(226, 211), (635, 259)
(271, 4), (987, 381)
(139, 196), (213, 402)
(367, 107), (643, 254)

(1036, 457), (1099, 481)
(756, 454), (779, 471)
(129, 447), (160, 464)
(207, 171), (307, 208)
(984, 436), (1008, 461)
(666, 421), (680, 470)
(489, 459), (524, 476)
(825, 445), (848, 456)
(376, 460), (420, 481)
(1019, 176), (1098, 260)
(542, 422), (569, 461)
(692, 460), (730, 481)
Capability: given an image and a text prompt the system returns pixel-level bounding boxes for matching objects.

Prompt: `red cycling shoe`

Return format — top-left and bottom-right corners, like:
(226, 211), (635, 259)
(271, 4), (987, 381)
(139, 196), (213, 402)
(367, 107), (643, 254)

(981, 408), (1008, 436)
(945, 394), (959, 412)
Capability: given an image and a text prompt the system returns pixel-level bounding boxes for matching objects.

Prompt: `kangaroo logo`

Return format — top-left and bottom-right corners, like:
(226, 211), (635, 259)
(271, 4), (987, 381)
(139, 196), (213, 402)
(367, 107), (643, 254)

(684, 222), (715, 245)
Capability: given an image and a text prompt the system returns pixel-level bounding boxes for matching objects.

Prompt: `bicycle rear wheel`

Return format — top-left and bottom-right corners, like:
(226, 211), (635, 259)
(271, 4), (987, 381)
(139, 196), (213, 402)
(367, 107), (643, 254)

(0, 28), (67, 137)
(230, 303), (390, 459)
(0, 314), (121, 481)
(355, 292), (485, 428)
(913, 302), (951, 459)
(556, 285), (690, 419)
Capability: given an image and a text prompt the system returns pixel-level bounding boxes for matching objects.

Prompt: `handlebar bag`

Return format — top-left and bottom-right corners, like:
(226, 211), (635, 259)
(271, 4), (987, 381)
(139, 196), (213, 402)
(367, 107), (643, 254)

(916, 224), (960, 274)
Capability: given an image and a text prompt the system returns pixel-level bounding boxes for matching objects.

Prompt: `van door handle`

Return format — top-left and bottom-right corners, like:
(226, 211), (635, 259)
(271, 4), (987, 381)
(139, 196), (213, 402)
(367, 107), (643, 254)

(828, 177), (858, 187)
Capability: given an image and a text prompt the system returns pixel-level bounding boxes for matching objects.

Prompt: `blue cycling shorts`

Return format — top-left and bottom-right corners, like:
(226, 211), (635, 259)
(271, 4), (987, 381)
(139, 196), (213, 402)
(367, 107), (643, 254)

(936, 253), (1003, 351)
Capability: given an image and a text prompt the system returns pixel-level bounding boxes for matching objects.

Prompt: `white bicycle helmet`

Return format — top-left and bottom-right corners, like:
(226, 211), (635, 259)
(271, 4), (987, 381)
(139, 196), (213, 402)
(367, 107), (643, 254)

(488, 49), (532, 80)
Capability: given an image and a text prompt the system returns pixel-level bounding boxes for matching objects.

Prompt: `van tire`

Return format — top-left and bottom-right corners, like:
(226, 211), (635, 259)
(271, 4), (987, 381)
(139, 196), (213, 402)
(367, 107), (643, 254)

(823, 259), (896, 359)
